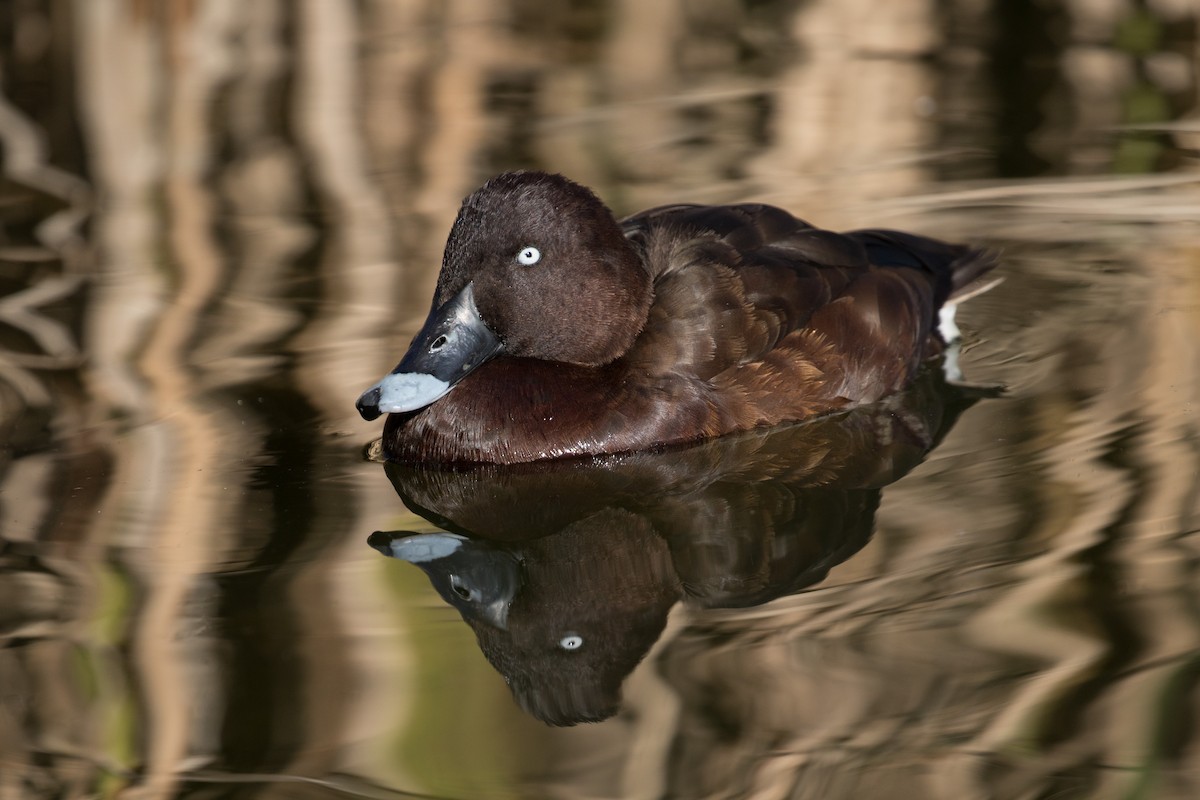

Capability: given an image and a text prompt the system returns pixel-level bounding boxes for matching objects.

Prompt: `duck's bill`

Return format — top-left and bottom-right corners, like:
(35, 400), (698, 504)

(356, 282), (502, 420)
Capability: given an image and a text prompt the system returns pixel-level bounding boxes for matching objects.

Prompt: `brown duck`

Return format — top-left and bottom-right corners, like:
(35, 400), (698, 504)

(356, 171), (996, 464)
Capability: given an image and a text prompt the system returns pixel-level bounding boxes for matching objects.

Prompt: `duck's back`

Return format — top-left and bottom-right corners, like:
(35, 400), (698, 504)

(620, 203), (993, 426)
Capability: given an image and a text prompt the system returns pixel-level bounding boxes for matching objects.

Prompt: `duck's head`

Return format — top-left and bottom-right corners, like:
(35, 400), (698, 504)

(357, 172), (651, 420)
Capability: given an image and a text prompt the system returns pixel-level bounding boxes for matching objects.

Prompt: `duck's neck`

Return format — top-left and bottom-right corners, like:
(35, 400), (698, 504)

(596, 241), (653, 363)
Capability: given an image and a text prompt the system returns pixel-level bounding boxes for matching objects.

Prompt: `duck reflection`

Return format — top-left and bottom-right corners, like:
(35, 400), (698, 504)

(370, 366), (988, 725)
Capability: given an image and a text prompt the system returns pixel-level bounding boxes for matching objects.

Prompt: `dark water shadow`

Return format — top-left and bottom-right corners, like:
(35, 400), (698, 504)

(368, 366), (996, 725)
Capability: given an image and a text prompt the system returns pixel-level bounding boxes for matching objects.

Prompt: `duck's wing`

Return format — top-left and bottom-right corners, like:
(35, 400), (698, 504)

(621, 204), (859, 380)
(620, 204), (991, 415)
(622, 205), (934, 370)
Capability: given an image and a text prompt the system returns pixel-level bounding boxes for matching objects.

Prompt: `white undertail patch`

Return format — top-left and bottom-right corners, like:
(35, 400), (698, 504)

(938, 303), (961, 343)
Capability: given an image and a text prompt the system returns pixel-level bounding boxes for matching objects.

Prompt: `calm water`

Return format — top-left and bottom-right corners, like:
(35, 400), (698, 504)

(2, 2), (1199, 799)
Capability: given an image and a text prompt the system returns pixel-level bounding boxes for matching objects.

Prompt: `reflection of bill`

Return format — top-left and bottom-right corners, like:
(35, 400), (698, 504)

(370, 366), (996, 725)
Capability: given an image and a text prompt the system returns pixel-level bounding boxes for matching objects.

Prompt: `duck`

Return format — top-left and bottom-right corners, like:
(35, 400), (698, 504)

(356, 171), (997, 465)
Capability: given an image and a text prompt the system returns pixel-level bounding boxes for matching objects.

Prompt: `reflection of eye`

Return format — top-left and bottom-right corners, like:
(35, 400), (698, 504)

(450, 575), (472, 599)
(516, 246), (541, 266)
(559, 634), (583, 651)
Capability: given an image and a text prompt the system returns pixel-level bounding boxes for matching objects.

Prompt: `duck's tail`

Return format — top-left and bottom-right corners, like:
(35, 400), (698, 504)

(947, 247), (1002, 304)
(850, 230), (1000, 303)
(939, 247), (1001, 343)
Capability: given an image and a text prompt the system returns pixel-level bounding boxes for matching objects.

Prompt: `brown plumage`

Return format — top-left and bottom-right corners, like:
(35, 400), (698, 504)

(357, 172), (996, 464)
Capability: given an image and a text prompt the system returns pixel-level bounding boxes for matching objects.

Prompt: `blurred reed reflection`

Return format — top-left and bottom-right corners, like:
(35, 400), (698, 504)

(372, 367), (986, 726)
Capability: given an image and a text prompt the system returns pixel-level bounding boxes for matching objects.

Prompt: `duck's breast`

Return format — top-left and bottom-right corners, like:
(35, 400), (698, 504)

(382, 356), (731, 464)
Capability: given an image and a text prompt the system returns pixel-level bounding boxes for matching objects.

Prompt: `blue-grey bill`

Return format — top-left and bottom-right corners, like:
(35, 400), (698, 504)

(356, 281), (502, 420)
(366, 372), (451, 415)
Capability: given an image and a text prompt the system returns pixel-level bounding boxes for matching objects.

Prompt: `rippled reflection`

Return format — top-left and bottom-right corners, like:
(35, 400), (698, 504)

(372, 368), (986, 725)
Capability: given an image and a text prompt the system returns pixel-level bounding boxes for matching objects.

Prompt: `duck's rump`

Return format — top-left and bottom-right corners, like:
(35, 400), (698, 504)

(383, 203), (995, 464)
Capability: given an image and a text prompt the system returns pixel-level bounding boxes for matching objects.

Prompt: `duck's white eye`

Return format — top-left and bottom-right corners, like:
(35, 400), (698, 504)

(516, 246), (541, 266)
(559, 634), (583, 651)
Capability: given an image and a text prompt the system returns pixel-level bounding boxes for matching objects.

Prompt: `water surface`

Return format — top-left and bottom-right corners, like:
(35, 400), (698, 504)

(1, 2), (1198, 799)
